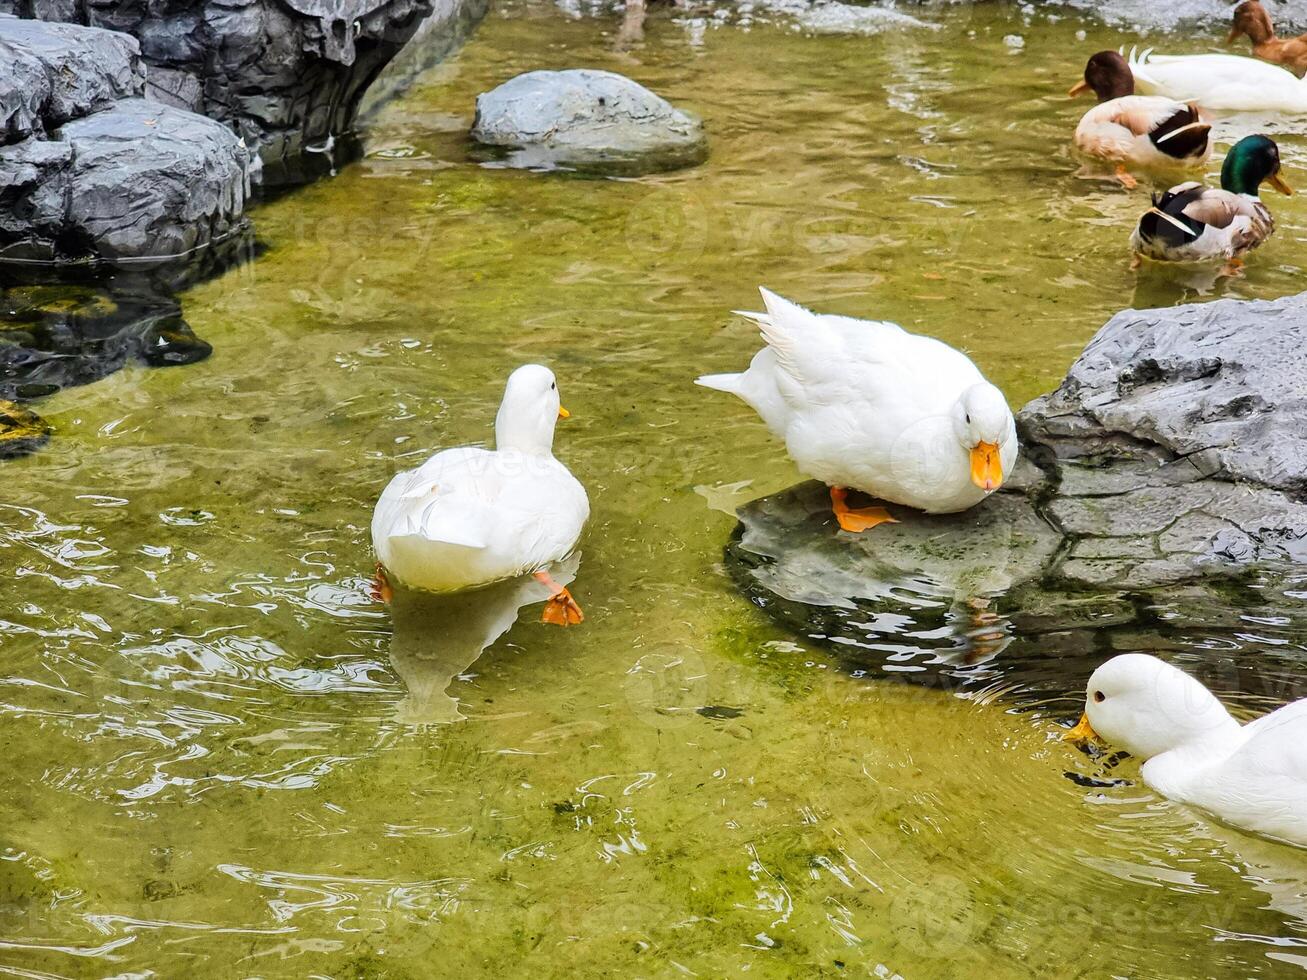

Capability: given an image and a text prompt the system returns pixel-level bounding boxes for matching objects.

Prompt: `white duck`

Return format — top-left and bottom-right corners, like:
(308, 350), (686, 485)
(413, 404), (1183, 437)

(1125, 46), (1307, 114)
(1068, 653), (1307, 849)
(696, 289), (1018, 532)
(370, 364), (589, 625)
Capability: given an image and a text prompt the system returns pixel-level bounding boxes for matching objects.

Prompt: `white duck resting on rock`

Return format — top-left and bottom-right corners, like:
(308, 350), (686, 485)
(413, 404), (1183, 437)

(1068, 653), (1307, 849)
(696, 288), (1018, 532)
(370, 364), (589, 625)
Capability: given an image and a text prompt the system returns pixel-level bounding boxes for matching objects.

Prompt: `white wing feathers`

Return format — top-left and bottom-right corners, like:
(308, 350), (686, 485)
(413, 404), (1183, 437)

(391, 489), (490, 549)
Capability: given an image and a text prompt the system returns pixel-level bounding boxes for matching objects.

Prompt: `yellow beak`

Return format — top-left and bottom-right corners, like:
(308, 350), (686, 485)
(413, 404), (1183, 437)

(970, 441), (1003, 492)
(1269, 172), (1294, 196)
(1064, 713), (1099, 742)
(558, 406), (571, 420)
(1068, 79), (1091, 97)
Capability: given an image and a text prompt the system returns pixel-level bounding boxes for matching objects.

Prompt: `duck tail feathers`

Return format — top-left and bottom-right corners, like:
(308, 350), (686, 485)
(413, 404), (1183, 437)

(695, 371), (744, 394)
(731, 309), (771, 327)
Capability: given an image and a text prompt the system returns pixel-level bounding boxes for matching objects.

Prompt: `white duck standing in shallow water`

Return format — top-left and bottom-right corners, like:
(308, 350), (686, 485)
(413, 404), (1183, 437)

(696, 289), (1018, 531)
(1068, 653), (1307, 849)
(370, 364), (590, 625)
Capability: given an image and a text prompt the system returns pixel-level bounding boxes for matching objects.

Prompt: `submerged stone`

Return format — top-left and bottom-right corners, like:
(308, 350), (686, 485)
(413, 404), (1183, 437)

(0, 279), (211, 456)
(0, 398), (49, 458)
(470, 69), (707, 176)
(725, 293), (1307, 707)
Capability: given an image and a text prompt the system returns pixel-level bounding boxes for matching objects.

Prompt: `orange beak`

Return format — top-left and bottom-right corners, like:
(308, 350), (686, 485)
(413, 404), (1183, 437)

(558, 406), (571, 420)
(969, 441), (1002, 492)
(1269, 172), (1294, 196)
(1064, 713), (1099, 742)
(1068, 79), (1091, 97)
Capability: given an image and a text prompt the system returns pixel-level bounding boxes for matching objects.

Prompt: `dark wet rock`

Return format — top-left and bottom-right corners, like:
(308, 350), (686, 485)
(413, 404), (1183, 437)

(0, 13), (144, 142)
(0, 16), (254, 268)
(726, 293), (1307, 708)
(59, 99), (251, 262)
(0, 0), (488, 184)
(0, 280), (211, 457)
(0, 398), (50, 458)
(470, 69), (707, 175)
(1, 98), (252, 266)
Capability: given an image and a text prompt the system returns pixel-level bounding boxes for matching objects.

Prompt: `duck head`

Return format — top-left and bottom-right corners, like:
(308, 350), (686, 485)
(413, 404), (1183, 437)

(1067, 653), (1240, 759)
(1069, 50), (1134, 102)
(952, 383), (1012, 493)
(1228, 0), (1276, 46)
(1222, 134), (1294, 197)
(495, 364), (569, 454)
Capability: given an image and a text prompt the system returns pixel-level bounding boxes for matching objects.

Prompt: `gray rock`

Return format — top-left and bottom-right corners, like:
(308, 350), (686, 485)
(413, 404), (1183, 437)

(0, 139), (71, 262)
(1, 0), (487, 184)
(59, 99), (251, 262)
(1023, 294), (1307, 498)
(471, 69), (707, 175)
(725, 293), (1307, 705)
(0, 13), (144, 142)
(1, 95), (252, 265)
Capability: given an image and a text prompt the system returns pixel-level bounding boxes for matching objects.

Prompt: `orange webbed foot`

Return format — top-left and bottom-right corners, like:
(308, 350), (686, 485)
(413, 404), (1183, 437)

(830, 486), (899, 533)
(370, 562), (394, 604)
(534, 571), (584, 626)
(1114, 165), (1138, 190)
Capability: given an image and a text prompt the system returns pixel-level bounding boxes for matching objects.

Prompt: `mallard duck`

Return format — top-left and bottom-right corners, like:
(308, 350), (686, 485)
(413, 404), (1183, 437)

(370, 364), (589, 625)
(1067, 653), (1307, 849)
(1125, 46), (1307, 114)
(1070, 51), (1211, 188)
(1130, 134), (1292, 271)
(695, 288), (1018, 532)
(1228, 1), (1307, 78)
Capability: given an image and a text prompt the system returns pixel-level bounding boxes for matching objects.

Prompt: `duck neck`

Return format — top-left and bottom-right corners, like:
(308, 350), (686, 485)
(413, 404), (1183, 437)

(494, 408), (556, 456)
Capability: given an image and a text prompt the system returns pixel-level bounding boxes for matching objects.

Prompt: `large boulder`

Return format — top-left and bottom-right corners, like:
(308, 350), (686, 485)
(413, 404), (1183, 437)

(0, 16), (253, 266)
(725, 294), (1307, 708)
(0, 14), (143, 141)
(471, 69), (707, 176)
(0, 0), (488, 184)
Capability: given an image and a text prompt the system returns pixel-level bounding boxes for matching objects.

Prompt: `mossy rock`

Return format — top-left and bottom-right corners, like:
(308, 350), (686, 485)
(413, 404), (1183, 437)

(0, 400), (50, 458)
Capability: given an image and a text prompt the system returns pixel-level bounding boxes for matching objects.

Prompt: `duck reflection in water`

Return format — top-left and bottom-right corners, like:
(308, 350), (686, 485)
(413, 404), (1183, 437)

(387, 553), (580, 726)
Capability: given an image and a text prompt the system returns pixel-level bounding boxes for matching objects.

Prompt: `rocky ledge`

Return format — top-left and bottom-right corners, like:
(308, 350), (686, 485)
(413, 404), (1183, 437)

(471, 69), (707, 176)
(725, 294), (1307, 708)
(1, 0), (487, 185)
(0, 14), (253, 267)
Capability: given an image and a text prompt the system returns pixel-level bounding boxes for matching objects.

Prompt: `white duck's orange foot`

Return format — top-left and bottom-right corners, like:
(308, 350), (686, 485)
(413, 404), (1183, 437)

(1114, 165), (1137, 189)
(542, 587), (584, 626)
(370, 562), (394, 604)
(534, 570), (584, 626)
(830, 486), (899, 533)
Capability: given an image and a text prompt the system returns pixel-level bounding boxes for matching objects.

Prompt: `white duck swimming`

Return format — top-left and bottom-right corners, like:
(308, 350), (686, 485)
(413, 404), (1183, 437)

(1125, 46), (1307, 114)
(370, 364), (589, 625)
(696, 289), (1018, 531)
(1068, 653), (1307, 849)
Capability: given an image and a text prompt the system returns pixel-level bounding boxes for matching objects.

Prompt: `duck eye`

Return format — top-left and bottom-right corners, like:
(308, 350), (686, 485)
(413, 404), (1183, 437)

(550, 382), (556, 390)
(1093, 690), (1105, 704)
(964, 413), (971, 424)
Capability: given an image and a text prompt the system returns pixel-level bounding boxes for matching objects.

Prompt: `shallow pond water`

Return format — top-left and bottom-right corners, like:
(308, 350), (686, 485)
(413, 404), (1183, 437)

(5, 1), (1307, 975)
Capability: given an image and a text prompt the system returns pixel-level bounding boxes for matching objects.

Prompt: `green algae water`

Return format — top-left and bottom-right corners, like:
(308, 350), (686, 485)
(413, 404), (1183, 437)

(5, 1), (1307, 975)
